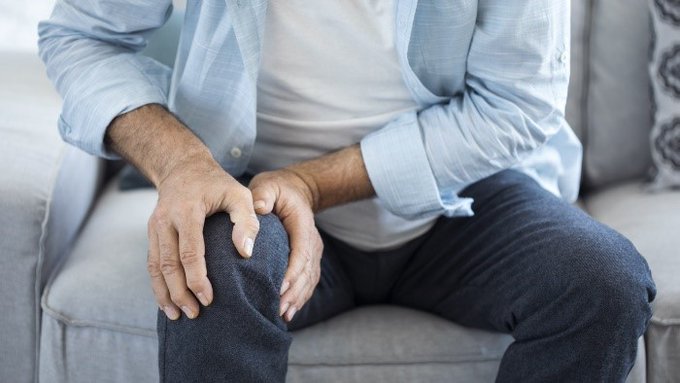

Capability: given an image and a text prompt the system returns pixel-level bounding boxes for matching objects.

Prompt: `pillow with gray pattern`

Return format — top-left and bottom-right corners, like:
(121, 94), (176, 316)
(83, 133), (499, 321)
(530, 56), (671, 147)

(649, 0), (680, 190)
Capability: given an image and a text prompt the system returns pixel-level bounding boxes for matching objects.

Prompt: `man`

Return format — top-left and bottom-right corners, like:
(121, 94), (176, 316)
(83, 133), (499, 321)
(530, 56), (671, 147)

(39, 0), (656, 382)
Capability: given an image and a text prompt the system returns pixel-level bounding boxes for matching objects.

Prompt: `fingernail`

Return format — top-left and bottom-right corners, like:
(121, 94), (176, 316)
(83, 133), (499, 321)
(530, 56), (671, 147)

(244, 237), (254, 258)
(280, 281), (290, 295)
(280, 302), (290, 316)
(181, 305), (195, 319)
(163, 305), (180, 320)
(196, 292), (210, 307)
(285, 307), (297, 322)
(254, 200), (266, 210)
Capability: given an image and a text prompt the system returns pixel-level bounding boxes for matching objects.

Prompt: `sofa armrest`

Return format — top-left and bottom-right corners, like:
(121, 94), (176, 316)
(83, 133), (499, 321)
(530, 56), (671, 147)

(0, 52), (104, 383)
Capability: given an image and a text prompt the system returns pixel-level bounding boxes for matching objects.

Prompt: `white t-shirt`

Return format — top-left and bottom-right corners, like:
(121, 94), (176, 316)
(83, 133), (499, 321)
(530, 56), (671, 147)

(250, 0), (437, 251)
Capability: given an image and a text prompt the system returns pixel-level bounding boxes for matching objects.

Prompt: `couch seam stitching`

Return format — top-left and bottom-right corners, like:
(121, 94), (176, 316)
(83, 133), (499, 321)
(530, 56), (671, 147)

(288, 358), (505, 368)
(650, 316), (680, 326)
(33, 145), (68, 383)
(41, 304), (156, 338)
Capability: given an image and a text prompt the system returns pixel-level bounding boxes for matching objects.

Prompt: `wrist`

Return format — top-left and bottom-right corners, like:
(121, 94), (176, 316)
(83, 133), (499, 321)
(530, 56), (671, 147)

(156, 146), (215, 187)
(107, 103), (216, 188)
(280, 167), (321, 212)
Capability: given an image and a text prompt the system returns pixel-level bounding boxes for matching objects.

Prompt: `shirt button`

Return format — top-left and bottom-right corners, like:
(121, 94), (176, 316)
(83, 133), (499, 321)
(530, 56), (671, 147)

(560, 52), (569, 64)
(230, 147), (242, 158)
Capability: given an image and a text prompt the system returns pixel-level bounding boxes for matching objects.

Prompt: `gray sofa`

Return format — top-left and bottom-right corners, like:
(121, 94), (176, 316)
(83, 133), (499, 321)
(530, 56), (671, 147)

(1, 1), (679, 382)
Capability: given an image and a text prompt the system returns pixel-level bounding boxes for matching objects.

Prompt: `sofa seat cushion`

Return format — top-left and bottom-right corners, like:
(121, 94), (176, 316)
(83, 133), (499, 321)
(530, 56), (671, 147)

(41, 179), (519, 382)
(585, 181), (680, 382)
(585, 181), (680, 323)
(41, 182), (159, 334)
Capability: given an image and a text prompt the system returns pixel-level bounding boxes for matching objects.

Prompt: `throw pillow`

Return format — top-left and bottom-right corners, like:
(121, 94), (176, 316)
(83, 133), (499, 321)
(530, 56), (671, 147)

(649, 0), (680, 190)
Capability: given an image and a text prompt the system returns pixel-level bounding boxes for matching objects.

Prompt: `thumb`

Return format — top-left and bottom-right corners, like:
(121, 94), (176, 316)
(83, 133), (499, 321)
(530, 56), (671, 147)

(223, 187), (261, 259)
(250, 184), (277, 215)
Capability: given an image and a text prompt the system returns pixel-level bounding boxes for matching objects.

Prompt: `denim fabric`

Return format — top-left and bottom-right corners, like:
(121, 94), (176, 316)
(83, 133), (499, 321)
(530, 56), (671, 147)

(158, 170), (656, 382)
(158, 213), (291, 383)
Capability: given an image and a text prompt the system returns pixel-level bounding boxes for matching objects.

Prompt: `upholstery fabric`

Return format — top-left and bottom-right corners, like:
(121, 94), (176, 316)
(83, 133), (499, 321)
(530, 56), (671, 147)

(586, 181), (680, 383)
(581, 0), (654, 189)
(7, 0), (675, 382)
(648, 0), (680, 190)
(40, 180), (651, 383)
(0, 52), (101, 383)
(40, 181), (517, 382)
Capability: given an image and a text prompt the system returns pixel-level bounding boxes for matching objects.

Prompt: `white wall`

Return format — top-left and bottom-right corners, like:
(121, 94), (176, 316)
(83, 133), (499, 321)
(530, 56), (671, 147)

(0, 0), (56, 52)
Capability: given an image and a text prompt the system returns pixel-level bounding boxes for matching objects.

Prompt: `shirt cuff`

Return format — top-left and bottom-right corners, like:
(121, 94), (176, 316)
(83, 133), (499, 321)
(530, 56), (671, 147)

(360, 111), (474, 220)
(58, 55), (169, 159)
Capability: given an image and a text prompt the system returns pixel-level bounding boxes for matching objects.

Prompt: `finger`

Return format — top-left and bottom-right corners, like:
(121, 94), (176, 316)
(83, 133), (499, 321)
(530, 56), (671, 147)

(279, 213), (315, 316)
(281, 258), (313, 314)
(226, 188), (260, 259)
(250, 184), (276, 215)
(175, 208), (212, 307)
(148, 223), (180, 320)
(157, 223), (200, 319)
(282, 276), (311, 322)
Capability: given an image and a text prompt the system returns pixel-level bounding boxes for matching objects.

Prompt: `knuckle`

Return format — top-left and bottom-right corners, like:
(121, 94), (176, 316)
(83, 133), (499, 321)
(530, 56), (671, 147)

(146, 259), (162, 278)
(159, 242), (174, 258)
(159, 258), (179, 275)
(170, 294), (189, 307)
(177, 202), (203, 222)
(156, 295), (171, 306)
(186, 278), (205, 292)
(247, 216), (261, 232)
(179, 250), (201, 265)
(153, 213), (171, 228)
(285, 277), (297, 289)
(151, 284), (169, 301)
(237, 186), (253, 201)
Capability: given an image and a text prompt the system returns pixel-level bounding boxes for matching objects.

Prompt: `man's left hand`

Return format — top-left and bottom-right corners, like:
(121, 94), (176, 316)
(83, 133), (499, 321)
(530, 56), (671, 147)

(248, 169), (323, 322)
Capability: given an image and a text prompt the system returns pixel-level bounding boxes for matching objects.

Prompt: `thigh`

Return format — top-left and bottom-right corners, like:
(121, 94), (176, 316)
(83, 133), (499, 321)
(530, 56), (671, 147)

(389, 170), (656, 334)
(287, 233), (356, 331)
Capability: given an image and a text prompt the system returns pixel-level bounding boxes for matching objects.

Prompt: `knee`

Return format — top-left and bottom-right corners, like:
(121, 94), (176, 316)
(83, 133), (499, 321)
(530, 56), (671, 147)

(203, 213), (289, 305)
(561, 230), (656, 331)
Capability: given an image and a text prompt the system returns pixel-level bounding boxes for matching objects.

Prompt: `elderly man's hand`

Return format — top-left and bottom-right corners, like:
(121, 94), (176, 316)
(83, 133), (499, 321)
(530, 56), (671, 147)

(147, 154), (261, 320)
(248, 169), (323, 322)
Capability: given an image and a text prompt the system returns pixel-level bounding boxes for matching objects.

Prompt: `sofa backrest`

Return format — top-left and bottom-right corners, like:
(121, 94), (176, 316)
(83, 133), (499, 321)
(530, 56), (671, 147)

(567, 0), (653, 191)
(144, 1), (655, 193)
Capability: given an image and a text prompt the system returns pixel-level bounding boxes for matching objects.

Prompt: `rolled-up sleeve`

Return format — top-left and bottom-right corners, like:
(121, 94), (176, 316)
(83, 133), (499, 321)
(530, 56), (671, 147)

(361, 1), (570, 219)
(38, 0), (173, 158)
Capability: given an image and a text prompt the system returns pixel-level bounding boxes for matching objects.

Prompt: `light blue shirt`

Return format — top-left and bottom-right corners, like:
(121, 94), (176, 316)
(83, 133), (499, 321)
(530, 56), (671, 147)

(38, 0), (582, 220)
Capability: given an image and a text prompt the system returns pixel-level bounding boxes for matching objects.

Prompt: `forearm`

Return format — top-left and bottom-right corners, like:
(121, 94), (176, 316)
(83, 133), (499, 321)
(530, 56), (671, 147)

(285, 145), (375, 212)
(105, 104), (214, 187)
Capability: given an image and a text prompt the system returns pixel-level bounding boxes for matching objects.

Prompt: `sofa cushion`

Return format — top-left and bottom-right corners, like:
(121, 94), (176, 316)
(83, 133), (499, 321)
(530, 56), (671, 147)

(580, 0), (654, 190)
(41, 179), (521, 382)
(41, 182), (159, 334)
(0, 51), (101, 383)
(585, 181), (680, 381)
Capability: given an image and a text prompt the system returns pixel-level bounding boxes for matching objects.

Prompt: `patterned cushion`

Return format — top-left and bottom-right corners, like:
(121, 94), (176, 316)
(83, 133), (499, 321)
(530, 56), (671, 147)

(649, 0), (680, 190)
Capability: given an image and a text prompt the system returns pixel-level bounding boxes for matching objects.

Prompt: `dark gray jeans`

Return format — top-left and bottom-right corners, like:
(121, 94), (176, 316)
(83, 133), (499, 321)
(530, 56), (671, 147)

(157, 170), (656, 382)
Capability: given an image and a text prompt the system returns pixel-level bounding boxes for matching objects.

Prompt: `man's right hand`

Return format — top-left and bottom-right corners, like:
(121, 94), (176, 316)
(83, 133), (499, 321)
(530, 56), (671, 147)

(148, 154), (260, 320)
(105, 104), (260, 320)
